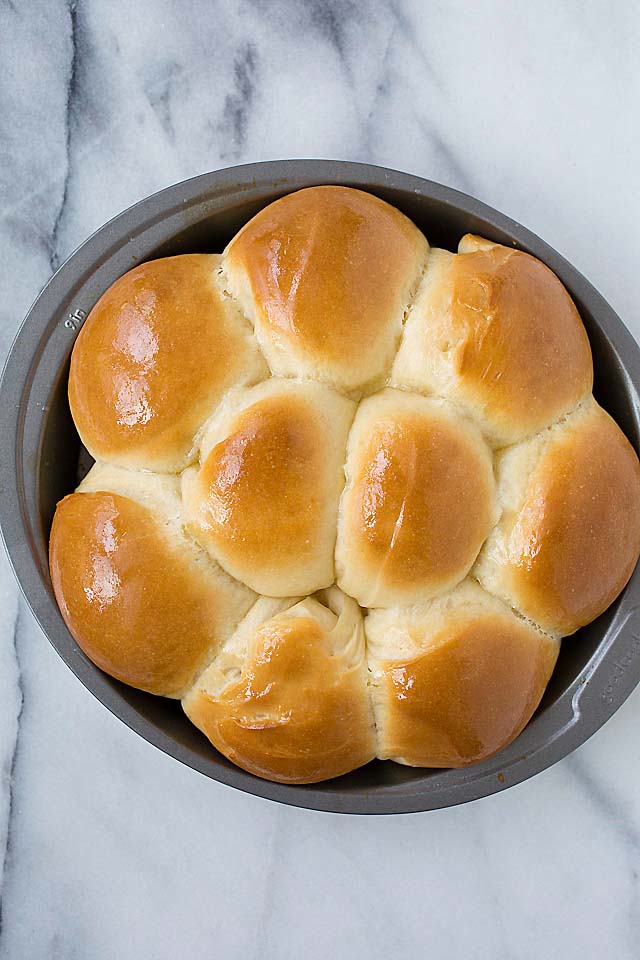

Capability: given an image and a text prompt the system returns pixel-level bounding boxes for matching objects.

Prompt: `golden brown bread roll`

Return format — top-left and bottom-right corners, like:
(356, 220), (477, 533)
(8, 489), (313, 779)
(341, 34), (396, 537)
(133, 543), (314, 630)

(49, 463), (254, 698)
(181, 378), (355, 596)
(183, 588), (376, 783)
(475, 399), (640, 635)
(69, 255), (267, 472)
(223, 186), (428, 394)
(367, 580), (559, 767)
(392, 236), (593, 446)
(48, 185), (640, 785)
(336, 388), (497, 607)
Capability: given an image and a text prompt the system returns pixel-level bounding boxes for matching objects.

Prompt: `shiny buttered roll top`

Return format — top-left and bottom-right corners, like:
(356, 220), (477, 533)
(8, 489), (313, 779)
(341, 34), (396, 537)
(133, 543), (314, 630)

(183, 589), (376, 784)
(181, 378), (355, 596)
(223, 185), (429, 394)
(50, 186), (640, 783)
(69, 255), (268, 472)
(49, 463), (254, 698)
(392, 235), (594, 445)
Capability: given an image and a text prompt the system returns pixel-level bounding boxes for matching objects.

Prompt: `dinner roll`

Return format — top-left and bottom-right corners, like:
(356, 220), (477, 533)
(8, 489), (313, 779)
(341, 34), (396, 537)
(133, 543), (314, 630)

(336, 388), (497, 607)
(50, 463), (254, 698)
(50, 184), (640, 785)
(183, 588), (376, 783)
(367, 580), (559, 767)
(392, 236), (593, 446)
(69, 255), (267, 472)
(223, 186), (428, 394)
(182, 378), (355, 596)
(475, 399), (640, 636)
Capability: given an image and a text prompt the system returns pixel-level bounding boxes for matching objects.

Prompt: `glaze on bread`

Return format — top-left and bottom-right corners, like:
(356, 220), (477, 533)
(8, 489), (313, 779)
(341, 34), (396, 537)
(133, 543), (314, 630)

(69, 255), (267, 472)
(181, 378), (355, 596)
(49, 186), (640, 784)
(336, 388), (497, 607)
(223, 186), (428, 394)
(475, 399), (640, 635)
(184, 588), (375, 783)
(392, 236), (593, 445)
(366, 580), (559, 767)
(49, 463), (254, 698)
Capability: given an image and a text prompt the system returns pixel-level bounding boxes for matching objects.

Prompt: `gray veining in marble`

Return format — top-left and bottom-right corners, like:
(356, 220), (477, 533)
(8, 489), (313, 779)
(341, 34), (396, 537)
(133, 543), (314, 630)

(1, 1), (640, 957)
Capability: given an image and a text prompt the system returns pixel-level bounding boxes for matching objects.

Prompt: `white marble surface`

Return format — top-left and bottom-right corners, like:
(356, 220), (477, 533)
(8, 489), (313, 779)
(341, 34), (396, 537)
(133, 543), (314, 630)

(1, 1), (640, 956)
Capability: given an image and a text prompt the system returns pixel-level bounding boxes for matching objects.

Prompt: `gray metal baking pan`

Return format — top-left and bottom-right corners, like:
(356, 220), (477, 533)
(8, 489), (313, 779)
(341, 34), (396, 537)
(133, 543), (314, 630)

(1, 160), (639, 814)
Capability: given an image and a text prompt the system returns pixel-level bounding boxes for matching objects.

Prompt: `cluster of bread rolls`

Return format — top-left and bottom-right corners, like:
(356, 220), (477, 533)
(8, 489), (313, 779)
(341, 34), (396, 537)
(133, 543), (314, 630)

(50, 186), (640, 784)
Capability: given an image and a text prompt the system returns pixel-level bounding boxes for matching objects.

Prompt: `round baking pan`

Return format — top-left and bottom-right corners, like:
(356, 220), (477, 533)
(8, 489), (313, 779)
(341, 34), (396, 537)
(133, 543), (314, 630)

(2, 160), (640, 815)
